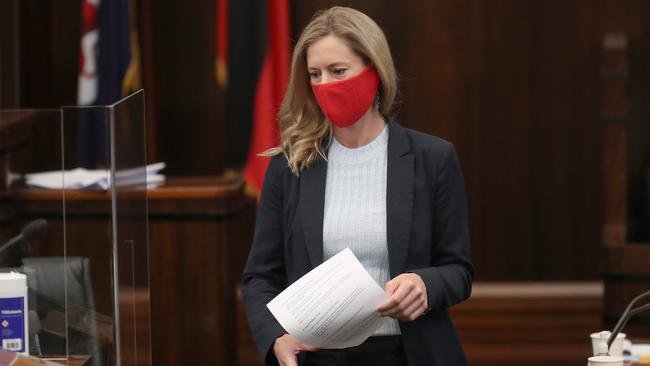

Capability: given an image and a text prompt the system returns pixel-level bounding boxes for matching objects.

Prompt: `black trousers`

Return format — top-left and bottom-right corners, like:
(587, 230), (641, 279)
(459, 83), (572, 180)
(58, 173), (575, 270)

(300, 336), (409, 366)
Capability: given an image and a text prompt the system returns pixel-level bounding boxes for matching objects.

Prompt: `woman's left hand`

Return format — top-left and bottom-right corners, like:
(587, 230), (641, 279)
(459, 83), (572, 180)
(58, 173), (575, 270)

(377, 273), (428, 321)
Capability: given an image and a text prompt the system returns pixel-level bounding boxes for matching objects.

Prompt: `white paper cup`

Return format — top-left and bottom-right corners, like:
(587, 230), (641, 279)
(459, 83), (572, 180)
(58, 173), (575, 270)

(587, 355), (624, 366)
(590, 331), (626, 356)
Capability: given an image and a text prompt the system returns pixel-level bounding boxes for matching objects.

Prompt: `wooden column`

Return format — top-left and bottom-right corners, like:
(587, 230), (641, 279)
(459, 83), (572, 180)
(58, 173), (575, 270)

(601, 34), (629, 248)
(600, 33), (650, 337)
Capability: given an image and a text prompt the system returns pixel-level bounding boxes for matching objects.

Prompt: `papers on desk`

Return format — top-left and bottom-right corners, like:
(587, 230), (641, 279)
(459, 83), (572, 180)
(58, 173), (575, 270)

(24, 162), (166, 191)
(624, 340), (650, 363)
(267, 248), (390, 349)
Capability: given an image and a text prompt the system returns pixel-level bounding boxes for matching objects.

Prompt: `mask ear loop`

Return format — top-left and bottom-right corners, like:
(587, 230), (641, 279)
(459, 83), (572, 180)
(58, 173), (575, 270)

(372, 65), (381, 109)
(375, 90), (390, 124)
(375, 90), (385, 121)
(374, 79), (382, 110)
(324, 122), (334, 153)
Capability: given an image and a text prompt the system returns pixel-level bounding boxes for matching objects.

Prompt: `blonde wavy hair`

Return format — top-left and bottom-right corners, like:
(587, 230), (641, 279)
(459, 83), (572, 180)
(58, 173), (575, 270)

(263, 6), (398, 175)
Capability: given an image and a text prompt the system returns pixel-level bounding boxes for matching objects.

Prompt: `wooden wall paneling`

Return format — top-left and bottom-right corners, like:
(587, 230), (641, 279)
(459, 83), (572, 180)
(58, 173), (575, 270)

(144, 0), (225, 175)
(16, 0), (79, 108)
(18, 0), (53, 108)
(436, 0), (488, 282)
(566, 1), (607, 279)
(380, 0), (490, 279)
(0, 0), (20, 107)
(389, 0), (536, 280)
(49, 0), (81, 108)
(136, 0), (159, 164)
(11, 1), (78, 178)
(528, 0), (600, 279)
(473, 0), (536, 280)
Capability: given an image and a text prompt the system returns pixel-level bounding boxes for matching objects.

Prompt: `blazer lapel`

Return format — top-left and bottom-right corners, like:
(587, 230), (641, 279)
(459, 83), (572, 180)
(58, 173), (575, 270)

(386, 121), (414, 277)
(299, 157), (327, 268)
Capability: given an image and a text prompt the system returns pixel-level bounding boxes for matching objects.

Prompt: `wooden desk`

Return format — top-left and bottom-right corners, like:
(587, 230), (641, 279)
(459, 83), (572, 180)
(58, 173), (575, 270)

(146, 177), (255, 366)
(42, 355), (91, 366)
(0, 355), (90, 366)
(9, 176), (256, 366)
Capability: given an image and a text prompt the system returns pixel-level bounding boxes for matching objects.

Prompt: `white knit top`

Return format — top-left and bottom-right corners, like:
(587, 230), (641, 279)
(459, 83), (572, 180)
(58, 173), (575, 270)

(322, 125), (400, 335)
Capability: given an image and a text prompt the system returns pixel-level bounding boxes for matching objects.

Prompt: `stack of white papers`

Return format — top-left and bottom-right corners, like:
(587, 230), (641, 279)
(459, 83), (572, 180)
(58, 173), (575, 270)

(267, 248), (389, 349)
(24, 162), (166, 191)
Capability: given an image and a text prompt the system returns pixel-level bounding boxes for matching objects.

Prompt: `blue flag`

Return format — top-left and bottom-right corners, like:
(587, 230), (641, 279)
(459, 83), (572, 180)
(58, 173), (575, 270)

(77, 0), (131, 168)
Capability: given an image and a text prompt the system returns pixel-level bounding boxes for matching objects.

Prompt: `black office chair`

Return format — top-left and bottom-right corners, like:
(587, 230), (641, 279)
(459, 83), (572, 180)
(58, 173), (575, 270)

(21, 257), (104, 366)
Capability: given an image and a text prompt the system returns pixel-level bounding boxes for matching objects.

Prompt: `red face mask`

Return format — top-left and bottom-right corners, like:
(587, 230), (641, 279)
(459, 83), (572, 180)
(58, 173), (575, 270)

(310, 67), (380, 128)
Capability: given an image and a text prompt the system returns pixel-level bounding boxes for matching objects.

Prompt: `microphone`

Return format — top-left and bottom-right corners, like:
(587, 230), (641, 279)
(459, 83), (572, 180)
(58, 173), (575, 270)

(0, 219), (48, 256)
(28, 310), (42, 356)
(607, 289), (650, 349)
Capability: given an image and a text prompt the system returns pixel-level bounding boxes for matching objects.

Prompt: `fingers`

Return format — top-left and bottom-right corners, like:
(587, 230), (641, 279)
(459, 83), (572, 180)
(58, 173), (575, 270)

(385, 278), (399, 295)
(274, 335), (299, 366)
(377, 274), (428, 321)
(377, 279), (415, 313)
(278, 356), (297, 366)
(397, 298), (427, 321)
(274, 334), (319, 366)
(277, 351), (298, 366)
(381, 285), (420, 317)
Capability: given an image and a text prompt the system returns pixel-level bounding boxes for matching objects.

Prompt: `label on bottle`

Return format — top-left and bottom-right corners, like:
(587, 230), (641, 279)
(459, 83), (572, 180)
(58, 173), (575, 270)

(0, 297), (25, 353)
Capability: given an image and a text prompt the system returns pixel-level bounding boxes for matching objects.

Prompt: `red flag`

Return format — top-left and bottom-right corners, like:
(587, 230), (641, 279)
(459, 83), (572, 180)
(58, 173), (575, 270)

(242, 0), (290, 192)
(215, 0), (228, 89)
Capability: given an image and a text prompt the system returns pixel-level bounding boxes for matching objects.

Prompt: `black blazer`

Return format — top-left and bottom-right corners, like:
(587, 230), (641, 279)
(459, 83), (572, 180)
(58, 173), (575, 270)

(241, 120), (473, 366)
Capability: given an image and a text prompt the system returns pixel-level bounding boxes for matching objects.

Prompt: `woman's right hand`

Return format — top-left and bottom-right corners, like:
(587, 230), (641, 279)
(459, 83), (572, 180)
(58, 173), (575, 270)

(273, 334), (319, 366)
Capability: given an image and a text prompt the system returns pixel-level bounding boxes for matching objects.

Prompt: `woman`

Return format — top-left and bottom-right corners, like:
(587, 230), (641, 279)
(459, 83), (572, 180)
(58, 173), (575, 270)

(241, 6), (472, 366)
